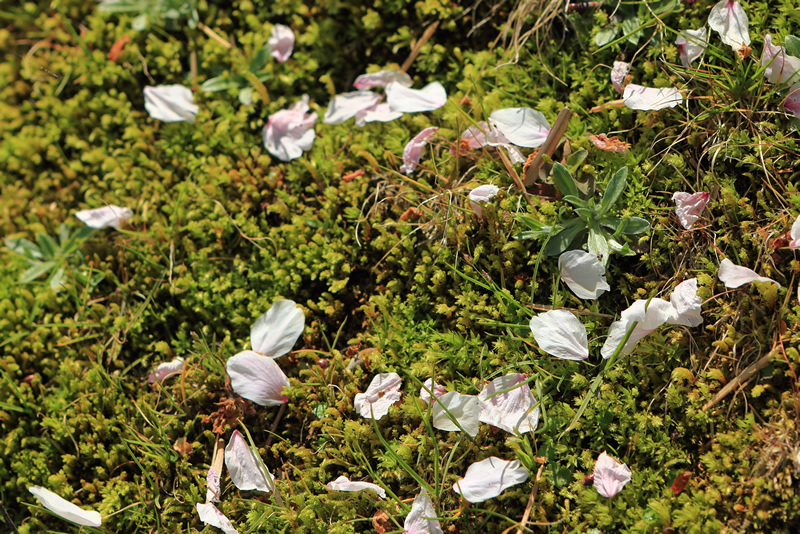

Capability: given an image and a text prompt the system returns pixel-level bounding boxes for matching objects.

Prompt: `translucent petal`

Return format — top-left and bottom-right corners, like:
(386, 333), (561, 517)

(224, 430), (274, 493)
(708, 0), (750, 51)
(461, 122), (489, 148)
(326, 475), (386, 498)
(324, 91), (382, 125)
(268, 24), (294, 63)
(478, 373), (539, 434)
(675, 28), (707, 68)
(790, 214), (800, 247)
(144, 85), (198, 123)
(196, 502), (238, 534)
(262, 95), (317, 162)
(355, 102), (404, 126)
(718, 258), (779, 288)
(468, 184), (500, 217)
(622, 84), (683, 110)
(529, 310), (589, 361)
(558, 250), (610, 300)
(75, 205), (133, 229)
(419, 378), (446, 403)
(353, 372), (403, 420)
(227, 351), (289, 406)
(28, 486), (102, 527)
(761, 34), (800, 85)
(488, 107), (550, 148)
(593, 451), (632, 498)
(668, 279), (703, 327)
(400, 126), (438, 174)
(353, 69), (413, 90)
(610, 61), (630, 94)
(147, 357), (185, 384)
(404, 488), (443, 534)
(672, 191), (709, 229)
(206, 466), (221, 503)
(432, 391), (481, 437)
(250, 299), (305, 358)
(452, 457), (529, 502)
(600, 299), (675, 359)
(386, 81), (447, 113)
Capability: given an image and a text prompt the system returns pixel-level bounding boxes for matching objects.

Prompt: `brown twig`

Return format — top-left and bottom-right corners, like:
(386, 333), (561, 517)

(590, 99), (626, 113)
(702, 350), (775, 411)
(401, 21), (439, 73)
(197, 22), (233, 49)
(523, 107), (572, 186)
(515, 464), (544, 534)
(0, 499), (20, 534)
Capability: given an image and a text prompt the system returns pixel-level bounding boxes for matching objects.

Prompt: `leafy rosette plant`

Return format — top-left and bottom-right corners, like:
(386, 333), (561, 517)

(515, 163), (649, 266)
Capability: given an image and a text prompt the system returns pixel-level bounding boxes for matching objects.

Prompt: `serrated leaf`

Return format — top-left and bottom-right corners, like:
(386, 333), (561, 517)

(599, 167), (628, 215)
(551, 163), (579, 198)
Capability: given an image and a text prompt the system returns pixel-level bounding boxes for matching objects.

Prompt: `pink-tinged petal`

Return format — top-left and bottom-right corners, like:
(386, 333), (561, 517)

(610, 61), (630, 94)
(790, 214), (800, 247)
(268, 24), (294, 63)
(761, 34), (800, 85)
(326, 475), (386, 498)
(355, 102), (404, 126)
(206, 466), (221, 503)
(622, 84), (683, 110)
(27, 486), (102, 527)
(488, 107), (550, 148)
(196, 502), (238, 534)
(404, 488), (443, 534)
(468, 184), (500, 217)
(708, 0), (750, 51)
(224, 430), (274, 493)
(718, 258), (779, 288)
(432, 392), (481, 437)
(558, 250), (610, 299)
(144, 85), (198, 123)
(675, 28), (707, 68)
(672, 191), (710, 229)
(529, 310), (589, 361)
(262, 95), (317, 162)
(482, 125), (527, 163)
(461, 122), (490, 148)
(668, 279), (703, 327)
(386, 81), (447, 113)
(400, 126), (439, 174)
(75, 205), (133, 229)
(353, 372), (403, 420)
(419, 378), (446, 403)
(785, 83), (800, 118)
(478, 373), (539, 435)
(353, 69), (413, 90)
(227, 351), (289, 406)
(600, 299), (675, 359)
(250, 299), (305, 358)
(452, 457), (529, 503)
(593, 451), (632, 498)
(147, 357), (185, 384)
(324, 91), (382, 125)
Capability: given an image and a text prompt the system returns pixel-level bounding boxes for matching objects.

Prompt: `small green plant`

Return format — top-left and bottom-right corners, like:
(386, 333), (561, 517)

(98, 0), (199, 31)
(4, 224), (105, 292)
(514, 163), (649, 266)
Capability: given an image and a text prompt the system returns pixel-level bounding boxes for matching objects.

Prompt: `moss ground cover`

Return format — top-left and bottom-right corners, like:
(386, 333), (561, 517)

(3, 0), (800, 532)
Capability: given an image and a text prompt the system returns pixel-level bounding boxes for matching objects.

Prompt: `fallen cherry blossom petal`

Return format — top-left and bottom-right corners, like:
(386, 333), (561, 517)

(196, 502), (238, 534)
(324, 91), (382, 125)
(250, 299), (305, 358)
(668, 278), (703, 327)
(672, 191), (710, 229)
(529, 309), (589, 361)
(75, 205), (133, 229)
(386, 81), (447, 113)
(355, 102), (404, 126)
(419, 378), (446, 403)
(718, 258), (779, 288)
(224, 430), (274, 493)
(594, 451), (632, 498)
(354, 372), (403, 420)
(708, 0), (750, 52)
(483, 126), (527, 163)
(452, 457), (529, 502)
(786, 83), (800, 118)
(676, 28), (708, 68)
(404, 488), (443, 534)
(268, 24), (294, 62)
(144, 84), (199, 123)
(461, 122), (490, 148)
(790, 214), (800, 247)
(611, 61), (630, 94)
(623, 84), (683, 111)
(262, 95), (317, 162)
(478, 373), (539, 435)
(432, 391), (481, 437)
(326, 475), (386, 498)
(488, 107), (550, 148)
(468, 184), (500, 217)
(400, 126), (438, 174)
(206, 466), (221, 503)
(227, 351), (289, 406)
(354, 69), (413, 90)
(558, 250), (610, 300)
(147, 357), (185, 384)
(28, 486), (102, 527)
(600, 298), (676, 359)
(761, 34), (800, 85)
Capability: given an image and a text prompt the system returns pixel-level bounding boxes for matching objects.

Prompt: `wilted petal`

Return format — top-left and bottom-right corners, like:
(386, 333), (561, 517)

(227, 351), (289, 406)
(206, 466), (221, 503)
(593, 451), (632, 498)
(326, 475), (386, 498)
(268, 24), (294, 63)
(590, 134), (629, 153)
(419, 378), (446, 403)
(529, 310), (589, 361)
(196, 503), (238, 534)
(147, 357), (185, 384)
(623, 84), (683, 110)
(353, 372), (403, 420)
(324, 91), (382, 125)
(250, 299), (305, 357)
(224, 430), (274, 493)
(75, 205), (133, 229)
(404, 488), (443, 534)
(452, 457), (529, 502)
(144, 85), (198, 123)
(676, 28), (707, 68)
(668, 279), (703, 327)
(28, 486), (102, 527)
(468, 184), (500, 217)
(761, 34), (800, 85)
(672, 191), (710, 229)
(400, 126), (439, 174)
(600, 299), (675, 359)
(354, 69), (413, 90)
(488, 107), (550, 148)
(478, 373), (539, 435)
(432, 391), (481, 437)
(263, 95), (317, 162)
(718, 258), (779, 288)
(785, 83), (800, 118)
(558, 250), (610, 299)
(386, 81), (447, 113)
(790, 214), (800, 247)
(355, 102), (404, 126)
(461, 122), (490, 148)
(611, 61), (630, 94)
(708, 0), (750, 51)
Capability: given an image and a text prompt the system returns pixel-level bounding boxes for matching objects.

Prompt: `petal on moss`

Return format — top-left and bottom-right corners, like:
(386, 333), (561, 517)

(353, 372), (403, 420)
(355, 102), (404, 126)
(28, 486), (102, 527)
(224, 430), (274, 493)
(622, 84), (683, 110)
(668, 279), (703, 327)
(452, 457), (529, 502)
(672, 191), (709, 229)
(432, 391), (481, 437)
(196, 502), (238, 534)
(250, 299), (305, 357)
(326, 475), (386, 498)
(386, 81), (447, 112)
(75, 205), (133, 229)
(268, 24), (294, 62)
(353, 69), (413, 90)
(400, 126), (439, 174)
(478, 373), (539, 435)
(676, 28), (707, 68)
(488, 107), (550, 148)
(708, 0), (750, 51)
(610, 61), (630, 93)
(790, 214), (800, 247)
(324, 91), (382, 125)
(227, 351), (289, 406)
(593, 451), (632, 498)
(404, 488), (443, 534)
(147, 357), (185, 384)
(206, 466), (221, 503)
(761, 34), (800, 85)
(468, 184), (500, 217)
(529, 309), (589, 361)
(461, 122), (489, 148)
(600, 299), (675, 359)
(558, 250), (610, 299)
(419, 378), (446, 403)
(786, 83), (800, 118)
(262, 95), (317, 162)
(718, 258), (779, 288)
(144, 84), (199, 123)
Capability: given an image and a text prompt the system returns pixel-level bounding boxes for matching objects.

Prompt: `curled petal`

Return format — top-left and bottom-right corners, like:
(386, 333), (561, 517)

(718, 258), (779, 288)
(400, 126), (439, 175)
(610, 61), (630, 94)
(27, 486), (102, 527)
(419, 378), (446, 403)
(144, 85), (198, 123)
(206, 466), (221, 503)
(478, 373), (539, 435)
(453, 457), (529, 502)
(147, 357), (185, 384)
(594, 451), (632, 498)
(250, 299), (305, 358)
(324, 91), (382, 125)
(600, 299), (675, 359)
(353, 69), (413, 90)
(386, 81), (447, 113)
(623, 84), (683, 111)
(468, 184), (500, 217)
(529, 310), (589, 361)
(227, 351), (289, 406)
(761, 34), (800, 85)
(224, 430), (274, 493)
(708, 0), (750, 51)
(355, 102), (404, 126)
(786, 83), (800, 118)
(790, 214), (800, 247)
(268, 24), (294, 63)
(75, 205), (133, 229)
(354, 372), (403, 420)
(404, 488), (443, 534)
(672, 191), (709, 229)
(558, 250), (610, 300)
(461, 122), (490, 148)
(432, 391), (481, 437)
(668, 278), (703, 327)
(488, 107), (550, 148)
(263, 95), (317, 162)
(196, 502), (238, 534)
(676, 28), (708, 68)
(326, 475), (386, 498)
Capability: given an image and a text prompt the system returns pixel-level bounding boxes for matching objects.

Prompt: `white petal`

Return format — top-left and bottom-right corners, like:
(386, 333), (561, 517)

(355, 102), (404, 126)
(718, 258), (779, 288)
(558, 250), (611, 300)
(28, 486), (102, 527)
(224, 430), (274, 493)
(461, 122), (490, 148)
(468, 184), (500, 216)
(353, 69), (413, 90)
(672, 191), (710, 229)
(196, 502), (238, 534)
(250, 299), (305, 357)
(431, 391), (481, 437)
(452, 457), (529, 503)
(144, 85), (198, 123)
(478, 373), (539, 435)
(324, 91), (382, 125)
(610, 61), (630, 94)
(790, 214), (800, 246)
(761, 34), (800, 85)
(326, 475), (386, 498)
(227, 351), (289, 406)
(353, 372), (403, 420)
(75, 205), (133, 229)
(400, 126), (439, 175)
(147, 357), (185, 384)
(386, 81), (447, 113)
(623, 84), (683, 111)
(268, 24), (294, 63)
(419, 378), (446, 403)
(404, 488), (443, 534)
(600, 299), (675, 359)
(675, 28), (707, 68)
(593, 451), (632, 498)
(668, 279), (703, 327)
(206, 465), (221, 503)
(708, 0), (750, 51)
(488, 107), (551, 148)
(529, 310), (589, 361)
(262, 95), (317, 162)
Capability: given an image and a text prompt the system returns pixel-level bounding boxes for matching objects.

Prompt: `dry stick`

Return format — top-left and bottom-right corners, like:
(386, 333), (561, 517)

(516, 464), (544, 534)
(590, 99), (625, 113)
(498, 146), (530, 201)
(702, 350), (775, 412)
(523, 107), (572, 186)
(198, 22), (233, 49)
(401, 20), (439, 73)
(211, 437), (225, 479)
(0, 500), (20, 534)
